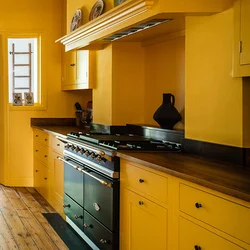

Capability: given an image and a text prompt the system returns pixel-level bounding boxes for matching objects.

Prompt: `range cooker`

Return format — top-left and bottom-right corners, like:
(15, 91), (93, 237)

(57, 131), (181, 250)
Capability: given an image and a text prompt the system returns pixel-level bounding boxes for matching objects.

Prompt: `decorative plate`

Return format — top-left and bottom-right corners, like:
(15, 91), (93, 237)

(70, 9), (82, 32)
(114, 0), (126, 7)
(89, 0), (105, 21)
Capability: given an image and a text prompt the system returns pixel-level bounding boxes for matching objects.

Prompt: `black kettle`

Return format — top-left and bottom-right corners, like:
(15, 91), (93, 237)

(153, 93), (182, 130)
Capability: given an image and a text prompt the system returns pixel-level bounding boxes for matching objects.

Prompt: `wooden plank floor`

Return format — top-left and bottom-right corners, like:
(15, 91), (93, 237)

(0, 184), (69, 250)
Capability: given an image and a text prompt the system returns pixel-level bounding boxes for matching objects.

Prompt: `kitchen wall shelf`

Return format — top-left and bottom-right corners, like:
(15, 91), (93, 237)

(56, 0), (232, 51)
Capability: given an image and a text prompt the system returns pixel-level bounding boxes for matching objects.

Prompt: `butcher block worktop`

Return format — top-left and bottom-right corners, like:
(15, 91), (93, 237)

(33, 125), (250, 203)
(117, 151), (250, 203)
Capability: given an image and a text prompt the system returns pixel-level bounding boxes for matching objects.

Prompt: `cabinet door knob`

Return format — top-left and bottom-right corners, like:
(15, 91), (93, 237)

(74, 215), (83, 219)
(138, 201), (144, 205)
(84, 223), (93, 228)
(57, 144), (60, 146)
(70, 63), (75, 67)
(63, 204), (70, 208)
(44, 178), (47, 180)
(100, 239), (108, 244)
(195, 203), (202, 208)
(194, 245), (201, 250)
(35, 170), (38, 172)
(139, 179), (144, 183)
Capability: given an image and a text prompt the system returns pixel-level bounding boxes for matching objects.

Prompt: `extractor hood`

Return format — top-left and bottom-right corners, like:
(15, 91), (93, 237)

(56, 0), (232, 51)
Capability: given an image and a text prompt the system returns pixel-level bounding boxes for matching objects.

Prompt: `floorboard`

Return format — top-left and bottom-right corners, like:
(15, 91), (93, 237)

(0, 184), (69, 250)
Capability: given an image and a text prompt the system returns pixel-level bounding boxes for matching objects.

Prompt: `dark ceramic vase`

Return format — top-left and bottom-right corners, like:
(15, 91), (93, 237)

(153, 93), (182, 129)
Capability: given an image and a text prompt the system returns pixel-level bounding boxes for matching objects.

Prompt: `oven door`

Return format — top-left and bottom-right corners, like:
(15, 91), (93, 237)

(63, 157), (84, 206)
(84, 169), (119, 232)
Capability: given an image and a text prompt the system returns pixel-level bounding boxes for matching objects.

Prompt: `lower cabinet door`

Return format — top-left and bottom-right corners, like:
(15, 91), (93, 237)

(179, 217), (244, 250)
(120, 188), (167, 250)
(64, 194), (84, 231)
(83, 210), (117, 250)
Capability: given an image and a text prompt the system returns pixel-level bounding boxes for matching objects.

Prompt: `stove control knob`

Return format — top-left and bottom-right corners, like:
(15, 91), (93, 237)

(91, 152), (96, 159)
(71, 145), (75, 150)
(80, 148), (85, 154)
(75, 147), (80, 152)
(85, 150), (89, 157)
(65, 144), (70, 149)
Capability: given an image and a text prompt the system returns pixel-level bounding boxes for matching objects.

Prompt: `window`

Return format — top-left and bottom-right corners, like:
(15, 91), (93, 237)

(8, 36), (40, 104)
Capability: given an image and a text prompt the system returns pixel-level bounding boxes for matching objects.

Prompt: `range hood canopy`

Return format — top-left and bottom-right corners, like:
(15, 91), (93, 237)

(56, 0), (232, 51)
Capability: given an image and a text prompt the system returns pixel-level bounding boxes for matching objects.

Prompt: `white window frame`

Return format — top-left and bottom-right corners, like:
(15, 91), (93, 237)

(7, 33), (45, 110)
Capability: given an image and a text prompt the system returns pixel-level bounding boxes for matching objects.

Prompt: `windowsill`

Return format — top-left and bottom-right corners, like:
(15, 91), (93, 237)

(9, 103), (47, 111)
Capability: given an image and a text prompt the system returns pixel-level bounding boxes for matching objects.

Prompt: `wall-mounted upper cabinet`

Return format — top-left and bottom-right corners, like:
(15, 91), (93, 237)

(57, 0), (232, 51)
(233, 0), (250, 77)
(62, 50), (95, 90)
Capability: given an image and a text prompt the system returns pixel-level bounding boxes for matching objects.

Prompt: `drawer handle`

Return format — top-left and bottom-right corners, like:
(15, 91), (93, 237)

(63, 204), (71, 208)
(44, 155), (47, 158)
(194, 245), (201, 250)
(195, 203), (202, 208)
(74, 215), (83, 220)
(70, 63), (75, 67)
(35, 150), (38, 152)
(35, 170), (38, 172)
(138, 201), (144, 205)
(36, 135), (38, 137)
(100, 239), (109, 244)
(57, 144), (60, 146)
(45, 139), (47, 141)
(84, 223), (93, 228)
(139, 179), (144, 183)
(44, 178), (47, 180)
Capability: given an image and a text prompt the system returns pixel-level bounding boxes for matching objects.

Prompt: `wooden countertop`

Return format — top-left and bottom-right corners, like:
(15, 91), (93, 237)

(117, 151), (250, 203)
(32, 125), (90, 137)
(33, 125), (250, 203)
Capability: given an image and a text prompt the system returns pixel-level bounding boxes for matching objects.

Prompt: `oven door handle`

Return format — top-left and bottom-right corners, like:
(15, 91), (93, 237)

(57, 157), (112, 188)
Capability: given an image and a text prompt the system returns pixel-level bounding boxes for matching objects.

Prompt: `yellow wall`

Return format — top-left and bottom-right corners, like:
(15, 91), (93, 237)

(112, 42), (145, 125)
(144, 37), (185, 129)
(185, 9), (243, 147)
(93, 39), (185, 127)
(0, 0), (92, 186)
(93, 45), (113, 125)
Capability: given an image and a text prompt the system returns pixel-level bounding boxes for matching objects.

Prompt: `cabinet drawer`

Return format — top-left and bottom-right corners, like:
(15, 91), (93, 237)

(33, 142), (49, 166)
(120, 160), (168, 204)
(50, 135), (64, 153)
(179, 217), (244, 250)
(180, 183), (250, 244)
(33, 130), (49, 146)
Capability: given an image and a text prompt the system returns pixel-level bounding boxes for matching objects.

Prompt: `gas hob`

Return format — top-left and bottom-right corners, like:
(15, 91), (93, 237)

(67, 132), (181, 151)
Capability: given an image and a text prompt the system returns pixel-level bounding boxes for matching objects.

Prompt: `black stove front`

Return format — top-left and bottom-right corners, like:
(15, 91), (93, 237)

(58, 130), (181, 250)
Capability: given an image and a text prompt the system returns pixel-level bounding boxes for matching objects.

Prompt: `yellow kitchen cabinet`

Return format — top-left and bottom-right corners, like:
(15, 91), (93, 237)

(62, 50), (95, 90)
(33, 158), (50, 200)
(33, 129), (65, 215)
(120, 159), (168, 250)
(50, 150), (64, 215)
(179, 217), (244, 250)
(120, 188), (168, 250)
(120, 159), (250, 250)
(233, 0), (250, 77)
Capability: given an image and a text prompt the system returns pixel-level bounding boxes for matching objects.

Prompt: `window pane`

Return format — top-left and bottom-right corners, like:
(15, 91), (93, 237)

(14, 78), (30, 89)
(8, 37), (39, 104)
(15, 54), (29, 64)
(15, 66), (30, 76)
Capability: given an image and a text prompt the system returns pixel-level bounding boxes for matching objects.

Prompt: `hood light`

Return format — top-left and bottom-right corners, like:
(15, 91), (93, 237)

(103, 18), (173, 41)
